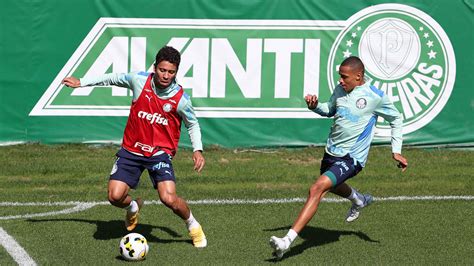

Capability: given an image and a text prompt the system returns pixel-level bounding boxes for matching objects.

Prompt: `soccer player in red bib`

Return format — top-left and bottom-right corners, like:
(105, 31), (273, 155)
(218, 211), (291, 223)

(62, 46), (207, 248)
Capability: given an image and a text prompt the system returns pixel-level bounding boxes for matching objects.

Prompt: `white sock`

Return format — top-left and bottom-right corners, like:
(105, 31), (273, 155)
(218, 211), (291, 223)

(286, 229), (298, 244)
(347, 188), (364, 206)
(125, 200), (138, 214)
(185, 212), (201, 230)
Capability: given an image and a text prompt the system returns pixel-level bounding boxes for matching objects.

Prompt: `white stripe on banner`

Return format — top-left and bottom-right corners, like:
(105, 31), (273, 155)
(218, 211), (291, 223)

(0, 227), (37, 266)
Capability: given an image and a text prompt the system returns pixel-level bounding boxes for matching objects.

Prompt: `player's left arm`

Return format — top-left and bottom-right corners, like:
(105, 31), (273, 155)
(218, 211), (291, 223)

(177, 94), (205, 173)
(374, 94), (408, 171)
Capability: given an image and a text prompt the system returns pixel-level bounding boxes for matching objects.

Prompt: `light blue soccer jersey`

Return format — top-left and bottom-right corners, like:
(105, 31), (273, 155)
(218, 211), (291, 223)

(312, 82), (403, 167)
(80, 72), (203, 152)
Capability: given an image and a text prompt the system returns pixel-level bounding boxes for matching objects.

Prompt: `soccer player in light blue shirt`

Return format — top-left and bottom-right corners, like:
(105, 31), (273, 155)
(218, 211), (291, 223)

(270, 56), (408, 260)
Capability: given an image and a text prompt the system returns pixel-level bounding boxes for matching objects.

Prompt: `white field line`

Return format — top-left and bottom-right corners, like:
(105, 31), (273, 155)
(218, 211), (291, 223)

(0, 195), (473, 221)
(0, 203), (96, 221)
(0, 227), (37, 266)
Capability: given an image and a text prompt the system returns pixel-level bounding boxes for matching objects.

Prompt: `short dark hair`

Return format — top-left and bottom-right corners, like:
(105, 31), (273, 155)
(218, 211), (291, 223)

(154, 46), (181, 68)
(341, 56), (365, 75)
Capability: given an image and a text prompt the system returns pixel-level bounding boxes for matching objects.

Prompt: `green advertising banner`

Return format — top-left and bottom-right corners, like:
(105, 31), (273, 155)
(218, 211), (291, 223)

(1, 0), (473, 148)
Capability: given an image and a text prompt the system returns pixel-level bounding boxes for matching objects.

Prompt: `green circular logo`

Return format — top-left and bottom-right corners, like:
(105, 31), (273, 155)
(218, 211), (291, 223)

(328, 4), (456, 137)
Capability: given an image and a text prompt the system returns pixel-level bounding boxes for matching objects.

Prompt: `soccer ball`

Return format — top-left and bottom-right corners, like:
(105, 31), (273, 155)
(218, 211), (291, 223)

(119, 233), (149, 261)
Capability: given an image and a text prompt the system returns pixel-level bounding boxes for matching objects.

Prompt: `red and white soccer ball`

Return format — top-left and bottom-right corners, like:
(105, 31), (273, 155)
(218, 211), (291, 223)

(119, 233), (149, 261)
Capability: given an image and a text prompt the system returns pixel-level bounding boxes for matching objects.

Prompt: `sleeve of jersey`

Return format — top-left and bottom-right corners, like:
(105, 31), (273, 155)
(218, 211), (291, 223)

(80, 73), (133, 89)
(177, 95), (203, 152)
(374, 95), (403, 154)
(311, 89), (337, 117)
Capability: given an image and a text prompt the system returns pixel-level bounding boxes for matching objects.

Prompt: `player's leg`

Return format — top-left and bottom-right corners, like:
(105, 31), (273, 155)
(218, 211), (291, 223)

(330, 182), (351, 198)
(108, 179), (144, 231)
(332, 183), (373, 222)
(147, 153), (207, 248)
(156, 181), (207, 248)
(270, 174), (333, 259)
(332, 182), (366, 207)
(156, 180), (189, 219)
(270, 152), (369, 259)
(329, 158), (372, 222)
(108, 179), (131, 208)
(109, 150), (144, 231)
(291, 175), (333, 233)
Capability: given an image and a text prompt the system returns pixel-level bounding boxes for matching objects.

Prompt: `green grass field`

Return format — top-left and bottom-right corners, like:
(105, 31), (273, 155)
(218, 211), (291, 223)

(0, 144), (473, 265)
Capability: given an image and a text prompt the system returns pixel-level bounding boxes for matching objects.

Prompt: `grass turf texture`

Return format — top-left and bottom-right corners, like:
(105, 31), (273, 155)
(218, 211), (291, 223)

(0, 144), (473, 264)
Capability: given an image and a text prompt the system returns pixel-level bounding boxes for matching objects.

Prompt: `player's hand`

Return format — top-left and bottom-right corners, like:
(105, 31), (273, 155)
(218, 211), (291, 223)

(192, 151), (205, 173)
(392, 153), (408, 172)
(305, 94), (319, 109)
(62, 77), (81, 88)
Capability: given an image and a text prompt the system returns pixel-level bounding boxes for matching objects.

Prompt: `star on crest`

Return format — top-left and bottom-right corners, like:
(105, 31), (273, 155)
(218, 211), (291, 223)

(351, 32), (357, 38)
(346, 39), (353, 47)
(426, 40), (434, 48)
(419, 26), (424, 31)
(343, 49), (352, 58)
(428, 50), (437, 59)
(423, 32), (430, 38)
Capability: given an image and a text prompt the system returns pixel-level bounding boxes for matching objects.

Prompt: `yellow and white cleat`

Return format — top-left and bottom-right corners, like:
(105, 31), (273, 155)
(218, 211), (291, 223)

(189, 226), (207, 248)
(125, 198), (144, 231)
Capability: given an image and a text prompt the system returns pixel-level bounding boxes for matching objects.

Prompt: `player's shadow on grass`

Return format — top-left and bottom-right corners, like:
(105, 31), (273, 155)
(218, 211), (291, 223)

(264, 225), (379, 262)
(27, 218), (192, 245)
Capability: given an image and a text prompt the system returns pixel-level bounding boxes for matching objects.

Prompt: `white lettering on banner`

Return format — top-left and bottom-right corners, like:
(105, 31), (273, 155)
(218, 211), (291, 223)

(131, 37), (147, 72)
(173, 38), (209, 98)
(370, 63), (442, 120)
(264, 39), (303, 98)
(207, 38), (320, 98)
(71, 37), (129, 97)
(210, 38), (263, 98)
(304, 39), (321, 96)
(70, 37), (147, 97)
(134, 142), (154, 153)
(69, 37), (321, 99)
(138, 111), (168, 125)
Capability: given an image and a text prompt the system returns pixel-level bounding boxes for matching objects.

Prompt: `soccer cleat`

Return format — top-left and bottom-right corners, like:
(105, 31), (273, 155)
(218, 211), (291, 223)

(346, 193), (373, 222)
(269, 236), (290, 260)
(189, 226), (207, 248)
(125, 198), (144, 231)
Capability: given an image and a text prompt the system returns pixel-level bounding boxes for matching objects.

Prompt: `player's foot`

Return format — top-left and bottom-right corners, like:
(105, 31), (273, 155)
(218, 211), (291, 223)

(125, 198), (144, 231)
(269, 236), (290, 260)
(346, 193), (373, 222)
(189, 226), (207, 248)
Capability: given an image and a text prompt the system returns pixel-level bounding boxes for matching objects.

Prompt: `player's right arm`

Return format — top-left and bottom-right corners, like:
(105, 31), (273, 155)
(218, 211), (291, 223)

(306, 86), (339, 117)
(62, 73), (134, 89)
(62, 77), (81, 88)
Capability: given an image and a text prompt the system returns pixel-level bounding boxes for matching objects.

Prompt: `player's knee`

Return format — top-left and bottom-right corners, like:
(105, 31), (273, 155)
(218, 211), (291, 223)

(108, 191), (125, 205)
(160, 193), (179, 210)
(308, 179), (329, 198)
(308, 184), (322, 198)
